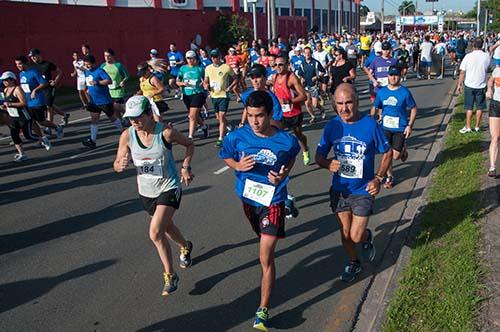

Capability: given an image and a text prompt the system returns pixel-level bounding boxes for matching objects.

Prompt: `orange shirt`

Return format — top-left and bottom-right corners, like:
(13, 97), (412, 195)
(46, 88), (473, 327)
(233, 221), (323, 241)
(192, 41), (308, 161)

(225, 55), (241, 69)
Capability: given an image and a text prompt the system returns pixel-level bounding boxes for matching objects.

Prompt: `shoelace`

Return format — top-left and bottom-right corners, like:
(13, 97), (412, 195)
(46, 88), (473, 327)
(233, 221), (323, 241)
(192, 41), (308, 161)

(163, 272), (175, 284)
(256, 309), (268, 320)
(180, 246), (190, 257)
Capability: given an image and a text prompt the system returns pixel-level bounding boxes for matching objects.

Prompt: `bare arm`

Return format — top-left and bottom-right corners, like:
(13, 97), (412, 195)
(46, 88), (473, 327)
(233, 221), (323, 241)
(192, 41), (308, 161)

(150, 76), (165, 97)
(404, 106), (417, 138)
(457, 70), (465, 93)
(486, 75), (494, 99)
(314, 153), (341, 173)
(289, 73), (307, 103)
(113, 130), (131, 173)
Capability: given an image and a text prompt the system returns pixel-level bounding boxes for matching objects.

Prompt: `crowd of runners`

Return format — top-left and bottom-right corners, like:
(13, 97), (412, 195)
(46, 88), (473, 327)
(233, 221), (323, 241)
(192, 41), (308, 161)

(1, 28), (500, 332)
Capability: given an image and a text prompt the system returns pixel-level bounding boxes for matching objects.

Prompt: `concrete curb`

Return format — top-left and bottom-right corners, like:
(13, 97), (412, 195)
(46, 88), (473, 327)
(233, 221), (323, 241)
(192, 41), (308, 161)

(351, 84), (459, 332)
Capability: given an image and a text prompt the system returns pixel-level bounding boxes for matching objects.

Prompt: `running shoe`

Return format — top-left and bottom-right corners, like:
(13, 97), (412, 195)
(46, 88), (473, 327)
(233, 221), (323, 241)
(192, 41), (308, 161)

(487, 168), (496, 178)
(474, 127), (480, 133)
(361, 229), (376, 262)
(459, 127), (472, 134)
(43, 127), (52, 136)
(179, 241), (193, 269)
(253, 307), (270, 332)
(62, 113), (70, 126)
(202, 124), (209, 138)
(13, 153), (28, 162)
(215, 139), (223, 148)
(285, 197), (299, 219)
(303, 151), (311, 165)
(41, 136), (51, 151)
(82, 138), (97, 149)
(340, 260), (361, 282)
(201, 108), (209, 120)
(308, 116), (316, 124)
(436, 75), (443, 80)
(161, 272), (179, 296)
(55, 125), (64, 139)
(320, 110), (326, 120)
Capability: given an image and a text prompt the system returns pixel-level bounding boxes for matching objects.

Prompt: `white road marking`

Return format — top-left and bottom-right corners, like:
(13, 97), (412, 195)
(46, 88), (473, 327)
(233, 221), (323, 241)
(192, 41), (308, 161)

(213, 166), (229, 175)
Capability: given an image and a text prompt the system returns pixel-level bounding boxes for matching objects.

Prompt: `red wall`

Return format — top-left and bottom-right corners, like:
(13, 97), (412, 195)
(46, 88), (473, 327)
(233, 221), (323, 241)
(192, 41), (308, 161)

(0, 2), (306, 86)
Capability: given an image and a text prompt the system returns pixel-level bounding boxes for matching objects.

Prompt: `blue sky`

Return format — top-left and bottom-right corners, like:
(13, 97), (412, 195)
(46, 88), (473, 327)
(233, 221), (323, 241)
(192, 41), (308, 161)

(362, 0), (476, 15)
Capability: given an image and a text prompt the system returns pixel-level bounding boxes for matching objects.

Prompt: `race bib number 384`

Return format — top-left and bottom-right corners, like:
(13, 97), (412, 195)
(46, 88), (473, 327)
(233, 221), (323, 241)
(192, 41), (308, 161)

(243, 179), (275, 206)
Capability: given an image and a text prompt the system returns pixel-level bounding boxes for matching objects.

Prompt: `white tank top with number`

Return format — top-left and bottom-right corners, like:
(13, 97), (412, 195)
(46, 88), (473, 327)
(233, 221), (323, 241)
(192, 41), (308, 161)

(129, 123), (180, 198)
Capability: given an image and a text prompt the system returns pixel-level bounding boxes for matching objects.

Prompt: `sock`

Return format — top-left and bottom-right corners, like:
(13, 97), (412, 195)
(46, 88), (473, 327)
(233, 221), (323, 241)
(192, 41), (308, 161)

(112, 119), (123, 131)
(90, 124), (98, 142)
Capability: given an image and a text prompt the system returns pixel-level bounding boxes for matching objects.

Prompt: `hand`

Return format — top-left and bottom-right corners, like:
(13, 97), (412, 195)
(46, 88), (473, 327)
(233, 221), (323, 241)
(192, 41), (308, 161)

(30, 91), (37, 99)
(404, 126), (412, 138)
(119, 81), (125, 88)
(457, 84), (463, 94)
(365, 179), (381, 196)
(49, 80), (56, 87)
(88, 80), (96, 86)
(268, 165), (287, 185)
(236, 151), (255, 172)
(117, 152), (129, 172)
(70, 72), (76, 78)
(0, 104), (6, 110)
(372, 79), (379, 88)
(181, 167), (194, 185)
(328, 159), (341, 172)
(238, 122), (245, 128)
(342, 77), (349, 82)
(486, 90), (493, 99)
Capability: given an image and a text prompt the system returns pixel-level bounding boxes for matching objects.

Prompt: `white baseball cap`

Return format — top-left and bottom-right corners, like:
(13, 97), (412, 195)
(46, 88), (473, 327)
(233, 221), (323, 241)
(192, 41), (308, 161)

(0, 71), (16, 81)
(150, 49), (159, 55)
(185, 50), (196, 58)
(294, 46), (302, 52)
(124, 95), (160, 118)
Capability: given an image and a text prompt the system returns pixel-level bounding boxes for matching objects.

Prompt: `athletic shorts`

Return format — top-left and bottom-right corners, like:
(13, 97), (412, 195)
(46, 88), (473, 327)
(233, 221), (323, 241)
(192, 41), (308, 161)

(112, 97), (125, 104)
(420, 61), (432, 68)
(155, 101), (170, 113)
(320, 76), (329, 84)
(384, 130), (406, 152)
(44, 87), (56, 106)
(463, 86), (486, 111)
(29, 106), (48, 122)
(456, 53), (465, 61)
(329, 188), (374, 217)
(183, 93), (205, 109)
(140, 187), (182, 216)
(77, 78), (86, 91)
(489, 100), (500, 118)
(85, 103), (114, 117)
(242, 201), (286, 238)
(282, 113), (304, 129)
(212, 97), (230, 113)
(305, 85), (320, 98)
(360, 49), (370, 56)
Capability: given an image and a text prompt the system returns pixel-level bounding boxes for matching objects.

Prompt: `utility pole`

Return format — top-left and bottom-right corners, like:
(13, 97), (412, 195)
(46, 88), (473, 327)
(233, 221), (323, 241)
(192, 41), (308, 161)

(270, 0), (276, 39)
(476, 0), (480, 36)
(381, 0), (384, 34)
(267, 0), (271, 40)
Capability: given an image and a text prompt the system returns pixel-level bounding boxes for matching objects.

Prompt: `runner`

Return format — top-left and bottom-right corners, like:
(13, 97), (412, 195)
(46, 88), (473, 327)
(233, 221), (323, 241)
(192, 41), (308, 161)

(15, 56), (64, 140)
(137, 60), (169, 122)
(168, 43), (184, 99)
(176, 50), (208, 139)
(71, 51), (88, 107)
(367, 42), (397, 99)
(298, 46), (326, 123)
(0, 71), (50, 161)
(101, 48), (129, 117)
(272, 55), (310, 165)
(81, 54), (123, 148)
(486, 61), (500, 177)
(219, 90), (300, 331)
(418, 35), (434, 80)
(315, 83), (392, 282)
(203, 49), (237, 147)
(394, 42), (410, 81)
(28, 48), (69, 128)
(312, 41), (329, 105)
(113, 95), (194, 296)
(370, 66), (417, 188)
(225, 47), (243, 102)
(329, 48), (356, 98)
(359, 32), (371, 67)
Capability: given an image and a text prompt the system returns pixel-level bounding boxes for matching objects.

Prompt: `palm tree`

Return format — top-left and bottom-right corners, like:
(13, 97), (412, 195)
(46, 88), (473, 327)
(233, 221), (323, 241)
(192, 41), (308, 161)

(398, 0), (416, 15)
(360, 5), (370, 16)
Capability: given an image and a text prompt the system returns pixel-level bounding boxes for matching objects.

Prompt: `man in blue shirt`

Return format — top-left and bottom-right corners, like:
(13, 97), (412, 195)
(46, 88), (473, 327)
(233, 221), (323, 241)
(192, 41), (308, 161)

(167, 43), (185, 98)
(297, 47), (326, 122)
(220, 90), (300, 332)
(82, 55), (123, 148)
(290, 47), (305, 75)
(315, 83), (392, 283)
(15, 56), (64, 139)
(371, 66), (417, 188)
(367, 42), (397, 99)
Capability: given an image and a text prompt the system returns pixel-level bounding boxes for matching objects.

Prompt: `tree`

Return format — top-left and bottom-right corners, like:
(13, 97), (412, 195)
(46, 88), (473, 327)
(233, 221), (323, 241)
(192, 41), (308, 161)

(398, 0), (416, 15)
(360, 5), (370, 16)
(213, 13), (253, 51)
(463, 0), (499, 31)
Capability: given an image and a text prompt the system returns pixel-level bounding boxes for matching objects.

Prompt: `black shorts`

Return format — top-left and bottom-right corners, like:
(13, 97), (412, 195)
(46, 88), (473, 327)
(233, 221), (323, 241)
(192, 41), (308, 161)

(212, 97), (230, 113)
(243, 201), (286, 238)
(360, 49), (370, 56)
(29, 106), (48, 122)
(112, 97), (125, 104)
(86, 103), (114, 117)
(44, 87), (56, 107)
(320, 76), (329, 85)
(140, 187), (182, 216)
(155, 101), (170, 113)
(329, 188), (374, 217)
(282, 113), (304, 129)
(182, 93), (205, 109)
(490, 100), (500, 118)
(384, 130), (406, 152)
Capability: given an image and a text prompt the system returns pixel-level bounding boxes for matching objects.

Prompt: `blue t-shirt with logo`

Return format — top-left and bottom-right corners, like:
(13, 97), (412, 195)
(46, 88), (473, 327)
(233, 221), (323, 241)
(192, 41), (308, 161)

(20, 68), (47, 108)
(290, 55), (305, 72)
(241, 88), (283, 121)
(249, 48), (259, 64)
(219, 125), (300, 207)
(374, 85), (416, 133)
(85, 67), (113, 106)
(168, 51), (184, 76)
(316, 115), (390, 195)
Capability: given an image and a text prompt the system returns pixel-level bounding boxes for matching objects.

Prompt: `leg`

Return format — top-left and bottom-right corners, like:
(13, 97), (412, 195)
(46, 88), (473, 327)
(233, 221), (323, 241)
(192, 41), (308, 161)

(218, 112), (227, 140)
(149, 205), (177, 274)
(489, 117), (500, 170)
(349, 214), (370, 245)
(337, 211), (357, 261)
(292, 126), (308, 152)
(259, 235), (279, 308)
(465, 110), (473, 129)
(475, 110), (483, 129)
(90, 112), (100, 142)
(188, 107), (199, 138)
(305, 94), (315, 119)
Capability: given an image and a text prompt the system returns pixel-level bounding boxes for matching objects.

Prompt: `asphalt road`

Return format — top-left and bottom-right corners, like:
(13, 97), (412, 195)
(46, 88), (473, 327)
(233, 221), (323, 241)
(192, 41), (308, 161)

(0, 70), (457, 332)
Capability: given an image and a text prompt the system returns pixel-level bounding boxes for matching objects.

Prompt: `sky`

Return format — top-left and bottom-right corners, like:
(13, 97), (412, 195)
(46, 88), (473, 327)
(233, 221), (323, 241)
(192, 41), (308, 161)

(362, 0), (477, 15)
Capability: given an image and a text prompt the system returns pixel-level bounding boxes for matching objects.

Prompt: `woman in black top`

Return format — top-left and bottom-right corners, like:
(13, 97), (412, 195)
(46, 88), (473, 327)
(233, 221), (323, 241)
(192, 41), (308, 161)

(329, 48), (356, 97)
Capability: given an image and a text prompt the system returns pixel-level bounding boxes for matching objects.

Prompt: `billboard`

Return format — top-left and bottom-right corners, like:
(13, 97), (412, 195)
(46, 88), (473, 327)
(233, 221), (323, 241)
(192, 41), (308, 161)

(414, 15), (439, 25)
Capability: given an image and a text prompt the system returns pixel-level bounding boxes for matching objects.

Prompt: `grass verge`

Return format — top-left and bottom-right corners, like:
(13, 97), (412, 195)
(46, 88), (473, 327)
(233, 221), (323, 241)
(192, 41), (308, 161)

(383, 96), (484, 332)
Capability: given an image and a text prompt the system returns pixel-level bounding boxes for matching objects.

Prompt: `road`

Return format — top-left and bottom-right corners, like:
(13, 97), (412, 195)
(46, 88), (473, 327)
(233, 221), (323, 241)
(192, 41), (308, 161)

(0, 71), (456, 332)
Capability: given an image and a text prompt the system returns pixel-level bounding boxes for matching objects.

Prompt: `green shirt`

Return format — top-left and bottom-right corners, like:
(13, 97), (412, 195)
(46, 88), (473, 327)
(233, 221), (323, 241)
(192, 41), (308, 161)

(177, 65), (205, 96)
(100, 62), (129, 98)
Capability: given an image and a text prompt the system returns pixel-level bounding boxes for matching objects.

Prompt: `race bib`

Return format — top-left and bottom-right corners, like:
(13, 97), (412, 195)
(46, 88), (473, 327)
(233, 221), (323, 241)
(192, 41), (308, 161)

(348, 49), (355, 55)
(108, 80), (117, 89)
(86, 76), (94, 86)
(281, 104), (291, 113)
(187, 79), (197, 88)
(21, 84), (31, 93)
(169, 60), (177, 67)
(210, 81), (221, 92)
(7, 107), (19, 118)
(136, 159), (163, 178)
(377, 77), (389, 86)
(338, 155), (363, 179)
(383, 115), (399, 129)
(243, 178), (275, 206)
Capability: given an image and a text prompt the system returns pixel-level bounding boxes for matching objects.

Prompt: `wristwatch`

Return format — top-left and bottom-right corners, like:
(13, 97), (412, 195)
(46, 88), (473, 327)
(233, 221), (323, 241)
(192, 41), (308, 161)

(181, 165), (192, 172)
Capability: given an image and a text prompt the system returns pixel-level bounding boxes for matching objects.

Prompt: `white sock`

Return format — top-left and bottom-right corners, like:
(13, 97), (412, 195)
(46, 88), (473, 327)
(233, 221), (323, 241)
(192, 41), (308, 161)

(112, 119), (123, 131)
(90, 124), (98, 142)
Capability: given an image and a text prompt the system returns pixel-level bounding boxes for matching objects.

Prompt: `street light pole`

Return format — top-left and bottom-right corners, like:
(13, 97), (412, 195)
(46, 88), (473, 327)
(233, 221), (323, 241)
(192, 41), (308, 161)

(476, 0), (480, 36)
(381, 0), (384, 34)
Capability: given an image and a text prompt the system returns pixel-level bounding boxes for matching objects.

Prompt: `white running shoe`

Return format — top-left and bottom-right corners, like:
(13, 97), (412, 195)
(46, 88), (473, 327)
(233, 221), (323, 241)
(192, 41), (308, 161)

(14, 153), (28, 162)
(459, 127), (472, 134)
(41, 136), (51, 151)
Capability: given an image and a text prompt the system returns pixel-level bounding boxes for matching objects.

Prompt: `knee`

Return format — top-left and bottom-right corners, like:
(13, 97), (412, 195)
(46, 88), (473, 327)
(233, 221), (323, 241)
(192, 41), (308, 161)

(350, 230), (365, 244)
(259, 253), (274, 269)
(149, 228), (163, 243)
(393, 151), (401, 160)
(188, 113), (197, 121)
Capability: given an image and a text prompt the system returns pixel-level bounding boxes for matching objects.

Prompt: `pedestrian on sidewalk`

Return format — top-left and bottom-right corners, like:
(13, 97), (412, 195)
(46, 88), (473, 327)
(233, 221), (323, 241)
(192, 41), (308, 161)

(457, 38), (491, 134)
(486, 62), (500, 178)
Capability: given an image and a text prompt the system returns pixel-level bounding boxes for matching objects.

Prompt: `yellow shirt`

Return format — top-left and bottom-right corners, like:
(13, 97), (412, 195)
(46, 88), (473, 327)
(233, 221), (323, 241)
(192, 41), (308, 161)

(360, 36), (371, 51)
(204, 63), (234, 99)
(140, 76), (162, 102)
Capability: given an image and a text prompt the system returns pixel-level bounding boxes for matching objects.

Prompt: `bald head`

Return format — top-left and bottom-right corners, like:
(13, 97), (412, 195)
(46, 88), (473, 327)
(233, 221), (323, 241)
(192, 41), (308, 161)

(334, 83), (357, 100)
(334, 83), (359, 123)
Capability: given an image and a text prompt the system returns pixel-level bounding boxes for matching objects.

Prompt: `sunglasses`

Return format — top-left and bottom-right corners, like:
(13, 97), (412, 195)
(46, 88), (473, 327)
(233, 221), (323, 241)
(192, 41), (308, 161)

(275, 63), (286, 67)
